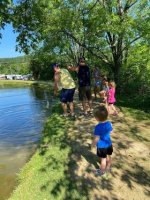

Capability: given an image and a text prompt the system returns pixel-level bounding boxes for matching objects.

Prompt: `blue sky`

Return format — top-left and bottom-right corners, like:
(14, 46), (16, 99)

(0, 24), (24, 58)
(0, 0), (23, 58)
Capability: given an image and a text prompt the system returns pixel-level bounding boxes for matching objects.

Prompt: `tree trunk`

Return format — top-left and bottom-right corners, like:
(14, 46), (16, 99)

(113, 55), (122, 85)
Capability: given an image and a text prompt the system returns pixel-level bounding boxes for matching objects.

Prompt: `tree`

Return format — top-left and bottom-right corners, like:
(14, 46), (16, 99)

(12, 0), (150, 83)
(0, 0), (13, 38)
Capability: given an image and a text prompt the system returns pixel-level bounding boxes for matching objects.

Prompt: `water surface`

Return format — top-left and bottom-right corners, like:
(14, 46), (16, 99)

(0, 85), (54, 200)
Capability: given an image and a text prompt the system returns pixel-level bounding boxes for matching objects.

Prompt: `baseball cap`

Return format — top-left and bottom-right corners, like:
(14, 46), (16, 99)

(52, 63), (59, 69)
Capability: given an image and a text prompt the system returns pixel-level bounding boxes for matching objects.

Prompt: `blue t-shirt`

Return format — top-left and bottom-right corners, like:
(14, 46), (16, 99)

(94, 121), (113, 148)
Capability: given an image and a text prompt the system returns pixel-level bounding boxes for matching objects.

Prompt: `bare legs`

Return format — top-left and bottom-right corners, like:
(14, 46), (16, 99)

(82, 100), (87, 114)
(88, 100), (93, 110)
(100, 156), (112, 173)
(108, 104), (118, 115)
(82, 100), (92, 114)
(94, 86), (98, 99)
(61, 102), (75, 116)
(61, 102), (68, 115)
(106, 155), (111, 171)
(69, 102), (75, 115)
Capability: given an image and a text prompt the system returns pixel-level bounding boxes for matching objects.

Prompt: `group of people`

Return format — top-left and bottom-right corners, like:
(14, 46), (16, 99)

(53, 57), (118, 117)
(53, 57), (92, 117)
(52, 57), (117, 177)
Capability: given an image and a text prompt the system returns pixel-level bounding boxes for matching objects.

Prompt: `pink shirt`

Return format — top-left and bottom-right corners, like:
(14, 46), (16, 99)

(108, 88), (116, 103)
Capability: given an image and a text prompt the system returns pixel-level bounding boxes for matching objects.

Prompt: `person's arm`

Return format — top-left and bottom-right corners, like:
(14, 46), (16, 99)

(54, 72), (60, 96)
(91, 125), (100, 148)
(109, 122), (113, 134)
(91, 136), (99, 148)
(67, 66), (79, 73)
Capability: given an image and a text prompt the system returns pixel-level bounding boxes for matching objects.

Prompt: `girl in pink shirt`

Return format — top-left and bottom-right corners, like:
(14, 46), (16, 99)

(108, 81), (118, 115)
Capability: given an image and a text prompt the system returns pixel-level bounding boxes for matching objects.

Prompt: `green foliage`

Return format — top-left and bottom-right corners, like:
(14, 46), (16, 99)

(29, 52), (55, 80)
(12, 0), (150, 83)
(0, 0), (12, 38)
(118, 42), (150, 111)
(0, 56), (29, 64)
(1, 0), (150, 92)
(0, 56), (30, 74)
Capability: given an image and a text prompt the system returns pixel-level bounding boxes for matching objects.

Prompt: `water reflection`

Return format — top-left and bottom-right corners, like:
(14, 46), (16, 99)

(0, 84), (55, 200)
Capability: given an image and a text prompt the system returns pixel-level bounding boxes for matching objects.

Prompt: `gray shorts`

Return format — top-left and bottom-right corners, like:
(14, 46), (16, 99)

(79, 86), (92, 101)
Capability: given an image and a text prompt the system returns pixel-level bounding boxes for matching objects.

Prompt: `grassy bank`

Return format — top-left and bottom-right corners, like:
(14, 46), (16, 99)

(0, 80), (53, 88)
(9, 105), (81, 200)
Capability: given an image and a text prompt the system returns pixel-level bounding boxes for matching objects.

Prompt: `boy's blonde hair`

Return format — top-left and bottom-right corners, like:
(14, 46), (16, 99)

(93, 105), (108, 121)
(109, 81), (116, 88)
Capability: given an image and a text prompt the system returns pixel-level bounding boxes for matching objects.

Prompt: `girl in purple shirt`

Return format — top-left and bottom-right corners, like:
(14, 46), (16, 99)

(108, 81), (118, 115)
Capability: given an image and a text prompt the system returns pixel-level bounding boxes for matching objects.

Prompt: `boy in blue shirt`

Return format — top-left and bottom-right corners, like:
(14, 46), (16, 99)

(91, 105), (113, 176)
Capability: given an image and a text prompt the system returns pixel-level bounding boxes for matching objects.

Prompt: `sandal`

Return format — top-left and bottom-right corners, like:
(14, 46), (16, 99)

(112, 112), (118, 116)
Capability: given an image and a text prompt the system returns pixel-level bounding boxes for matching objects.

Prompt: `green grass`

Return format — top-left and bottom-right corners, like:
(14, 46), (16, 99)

(0, 80), (34, 87)
(116, 94), (150, 113)
(121, 107), (150, 121)
(0, 80), (53, 89)
(9, 104), (86, 200)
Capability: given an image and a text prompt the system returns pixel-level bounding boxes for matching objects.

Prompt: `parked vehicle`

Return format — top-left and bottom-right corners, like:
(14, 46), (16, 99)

(6, 75), (16, 80)
(22, 74), (32, 80)
(15, 75), (23, 80)
(0, 74), (6, 80)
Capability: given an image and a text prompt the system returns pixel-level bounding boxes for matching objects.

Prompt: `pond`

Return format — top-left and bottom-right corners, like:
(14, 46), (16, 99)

(0, 84), (55, 200)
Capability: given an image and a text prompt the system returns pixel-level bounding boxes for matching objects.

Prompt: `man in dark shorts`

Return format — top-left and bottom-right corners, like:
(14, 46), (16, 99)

(68, 57), (92, 115)
(53, 63), (76, 117)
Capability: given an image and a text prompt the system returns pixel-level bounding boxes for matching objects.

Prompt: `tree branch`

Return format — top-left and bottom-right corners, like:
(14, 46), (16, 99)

(84, 0), (99, 14)
(106, 32), (117, 55)
(124, 0), (138, 13)
(63, 29), (112, 65)
(117, 0), (123, 16)
(119, 35), (142, 57)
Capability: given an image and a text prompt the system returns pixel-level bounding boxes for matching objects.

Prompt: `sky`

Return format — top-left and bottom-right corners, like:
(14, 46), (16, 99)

(0, 24), (24, 58)
(0, 0), (24, 58)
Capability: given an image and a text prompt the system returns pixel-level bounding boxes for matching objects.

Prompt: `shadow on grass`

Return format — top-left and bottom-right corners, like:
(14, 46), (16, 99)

(37, 104), (117, 199)
(37, 100), (150, 199)
(112, 115), (150, 144)
(121, 163), (150, 189)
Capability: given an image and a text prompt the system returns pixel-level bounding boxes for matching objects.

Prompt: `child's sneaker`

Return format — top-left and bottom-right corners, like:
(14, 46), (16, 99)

(94, 168), (101, 175)
(94, 169), (105, 176)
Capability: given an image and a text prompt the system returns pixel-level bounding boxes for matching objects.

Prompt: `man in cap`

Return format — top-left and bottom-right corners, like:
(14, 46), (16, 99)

(53, 63), (76, 117)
